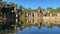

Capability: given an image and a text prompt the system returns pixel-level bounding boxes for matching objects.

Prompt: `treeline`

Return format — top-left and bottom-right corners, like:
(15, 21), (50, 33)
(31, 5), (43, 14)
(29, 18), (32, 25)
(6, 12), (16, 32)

(0, 0), (18, 17)
(0, 0), (60, 16)
(19, 5), (60, 16)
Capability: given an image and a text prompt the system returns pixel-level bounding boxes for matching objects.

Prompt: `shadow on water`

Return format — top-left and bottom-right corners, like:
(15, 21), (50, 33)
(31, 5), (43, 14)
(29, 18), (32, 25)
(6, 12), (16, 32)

(0, 20), (17, 34)
(0, 18), (60, 34)
(0, 7), (17, 34)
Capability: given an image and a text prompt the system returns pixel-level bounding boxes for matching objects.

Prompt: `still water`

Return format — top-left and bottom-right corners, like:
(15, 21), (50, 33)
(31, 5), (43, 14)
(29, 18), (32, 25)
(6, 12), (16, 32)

(17, 26), (60, 34)
(0, 19), (60, 34)
(0, 22), (60, 34)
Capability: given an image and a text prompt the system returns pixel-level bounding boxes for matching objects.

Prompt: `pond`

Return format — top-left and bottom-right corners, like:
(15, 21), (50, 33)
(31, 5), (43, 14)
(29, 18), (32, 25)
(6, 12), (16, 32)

(0, 21), (60, 34)
(17, 26), (60, 34)
(0, 18), (60, 34)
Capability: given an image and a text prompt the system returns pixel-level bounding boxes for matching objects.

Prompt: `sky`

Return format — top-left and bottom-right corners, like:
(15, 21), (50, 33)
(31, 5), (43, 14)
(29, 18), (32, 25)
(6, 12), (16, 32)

(3, 0), (60, 9)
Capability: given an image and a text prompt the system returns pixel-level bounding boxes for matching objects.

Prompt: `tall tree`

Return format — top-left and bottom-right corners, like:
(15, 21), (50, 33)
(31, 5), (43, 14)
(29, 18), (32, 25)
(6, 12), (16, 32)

(38, 7), (41, 10)
(28, 8), (31, 12)
(0, 1), (7, 8)
(19, 5), (25, 12)
(47, 7), (53, 13)
(56, 7), (60, 13)
(8, 2), (18, 8)
(37, 7), (42, 12)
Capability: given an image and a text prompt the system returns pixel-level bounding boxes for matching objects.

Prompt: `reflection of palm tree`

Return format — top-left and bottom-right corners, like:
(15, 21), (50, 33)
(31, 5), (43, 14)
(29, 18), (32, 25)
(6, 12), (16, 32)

(47, 23), (53, 28)
(19, 25), (25, 31)
(56, 24), (60, 28)
(37, 22), (43, 29)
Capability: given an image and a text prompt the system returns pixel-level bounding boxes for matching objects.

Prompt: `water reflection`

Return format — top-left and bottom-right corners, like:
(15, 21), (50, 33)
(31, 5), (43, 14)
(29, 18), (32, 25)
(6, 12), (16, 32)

(0, 18), (60, 34)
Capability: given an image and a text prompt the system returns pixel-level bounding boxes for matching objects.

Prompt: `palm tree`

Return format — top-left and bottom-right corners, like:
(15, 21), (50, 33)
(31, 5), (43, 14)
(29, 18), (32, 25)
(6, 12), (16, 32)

(47, 7), (53, 13)
(38, 7), (41, 10)
(8, 2), (15, 8)
(19, 5), (26, 16)
(19, 5), (25, 12)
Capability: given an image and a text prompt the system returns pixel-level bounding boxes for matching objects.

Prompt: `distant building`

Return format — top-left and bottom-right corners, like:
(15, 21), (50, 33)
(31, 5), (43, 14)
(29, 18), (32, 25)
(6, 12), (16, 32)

(25, 8), (43, 24)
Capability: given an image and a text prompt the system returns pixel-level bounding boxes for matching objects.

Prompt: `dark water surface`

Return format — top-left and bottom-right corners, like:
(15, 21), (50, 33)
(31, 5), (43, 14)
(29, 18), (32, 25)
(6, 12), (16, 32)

(0, 24), (60, 34)
(0, 19), (60, 34)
